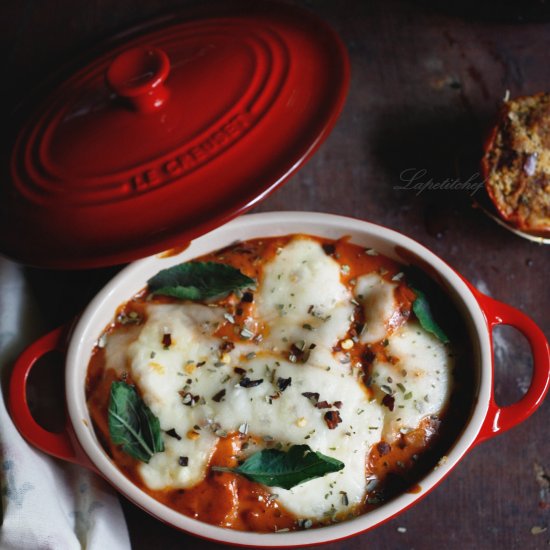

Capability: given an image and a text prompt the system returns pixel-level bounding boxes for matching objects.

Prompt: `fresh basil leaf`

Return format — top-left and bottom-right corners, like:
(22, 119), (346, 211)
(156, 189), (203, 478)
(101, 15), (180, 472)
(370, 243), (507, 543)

(212, 444), (344, 489)
(412, 288), (450, 344)
(108, 381), (164, 463)
(147, 261), (255, 300)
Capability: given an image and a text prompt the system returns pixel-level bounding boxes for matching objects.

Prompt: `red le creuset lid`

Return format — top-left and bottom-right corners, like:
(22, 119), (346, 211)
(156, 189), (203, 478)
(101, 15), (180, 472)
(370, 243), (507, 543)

(1, 1), (349, 268)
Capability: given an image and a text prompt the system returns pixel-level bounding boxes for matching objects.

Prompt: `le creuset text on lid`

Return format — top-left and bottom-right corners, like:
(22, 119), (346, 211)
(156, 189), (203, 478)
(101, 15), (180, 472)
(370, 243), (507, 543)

(1, 1), (349, 268)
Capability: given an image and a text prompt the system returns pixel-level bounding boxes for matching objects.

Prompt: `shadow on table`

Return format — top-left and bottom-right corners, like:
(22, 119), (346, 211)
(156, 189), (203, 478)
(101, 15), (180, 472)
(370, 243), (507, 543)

(369, 105), (491, 238)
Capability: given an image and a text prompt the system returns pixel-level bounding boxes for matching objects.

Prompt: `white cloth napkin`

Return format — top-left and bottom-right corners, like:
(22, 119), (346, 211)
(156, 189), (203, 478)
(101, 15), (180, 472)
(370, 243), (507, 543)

(0, 257), (131, 550)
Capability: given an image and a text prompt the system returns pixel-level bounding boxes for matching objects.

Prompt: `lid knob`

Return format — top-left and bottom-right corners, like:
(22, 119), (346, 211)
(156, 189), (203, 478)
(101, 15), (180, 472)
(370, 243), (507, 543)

(106, 46), (170, 113)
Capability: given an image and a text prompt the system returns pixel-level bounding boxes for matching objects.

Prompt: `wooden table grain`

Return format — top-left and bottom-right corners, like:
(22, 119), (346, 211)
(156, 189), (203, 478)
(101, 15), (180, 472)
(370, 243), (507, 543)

(3, 1), (549, 548)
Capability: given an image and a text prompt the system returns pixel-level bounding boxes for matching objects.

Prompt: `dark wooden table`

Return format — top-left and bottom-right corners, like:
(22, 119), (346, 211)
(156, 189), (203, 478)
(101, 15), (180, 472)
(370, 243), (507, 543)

(4, 0), (549, 548)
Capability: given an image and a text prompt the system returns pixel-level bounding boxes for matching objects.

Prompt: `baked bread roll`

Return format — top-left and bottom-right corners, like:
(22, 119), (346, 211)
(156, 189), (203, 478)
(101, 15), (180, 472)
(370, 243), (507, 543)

(482, 93), (550, 236)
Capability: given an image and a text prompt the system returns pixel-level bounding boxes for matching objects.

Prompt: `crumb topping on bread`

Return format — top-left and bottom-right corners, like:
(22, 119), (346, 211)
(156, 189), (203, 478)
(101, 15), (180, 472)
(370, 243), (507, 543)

(483, 92), (550, 234)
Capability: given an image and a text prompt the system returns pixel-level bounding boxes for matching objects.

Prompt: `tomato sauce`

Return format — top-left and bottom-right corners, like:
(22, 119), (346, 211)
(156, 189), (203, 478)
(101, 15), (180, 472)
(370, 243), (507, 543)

(147, 434), (297, 531)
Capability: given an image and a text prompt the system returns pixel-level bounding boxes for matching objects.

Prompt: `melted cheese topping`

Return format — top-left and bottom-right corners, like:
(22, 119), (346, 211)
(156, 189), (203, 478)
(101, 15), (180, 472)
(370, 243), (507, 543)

(102, 236), (453, 521)
(355, 273), (402, 343)
(255, 237), (354, 368)
(370, 321), (453, 443)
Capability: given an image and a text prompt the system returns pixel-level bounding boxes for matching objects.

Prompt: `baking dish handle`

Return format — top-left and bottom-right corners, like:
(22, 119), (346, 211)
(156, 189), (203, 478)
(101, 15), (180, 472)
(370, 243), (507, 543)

(473, 291), (550, 445)
(9, 325), (89, 467)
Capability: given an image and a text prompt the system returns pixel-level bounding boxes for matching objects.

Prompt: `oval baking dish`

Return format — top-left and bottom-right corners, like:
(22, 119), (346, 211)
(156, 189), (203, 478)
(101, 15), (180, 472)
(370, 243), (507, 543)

(9, 211), (550, 547)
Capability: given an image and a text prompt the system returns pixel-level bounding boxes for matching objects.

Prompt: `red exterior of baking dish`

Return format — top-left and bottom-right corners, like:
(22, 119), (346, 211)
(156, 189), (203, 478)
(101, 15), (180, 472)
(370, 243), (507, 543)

(8, 211), (550, 547)
(10, 271), (549, 461)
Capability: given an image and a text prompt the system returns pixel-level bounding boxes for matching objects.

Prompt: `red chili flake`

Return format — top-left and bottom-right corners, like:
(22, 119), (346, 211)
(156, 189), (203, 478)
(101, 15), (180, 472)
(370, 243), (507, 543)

(242, 291), (254, 303)
(315, 401), (331, 409)
(162, 333), (172, 349)
(289, 344), (305, 362)
(324, 410), (342, 429)
(363, 349), (376, 364)
(212, 389), (226, 403)
(377, 442), (391, 456)
(234, 367), (246, 375)
(350, 322), (364, 338)
(277, 377), (292, 391)
(179, 391), (197, 406)
(333, 401), (343, 409)
(220, 341), (235, 352)
(301, 392), (320, 403)
(166, 428), (181, 440)
(322, 243), (336, 256)
(382, 394), (395, 411)
(239, 377), (263, 388)
(178, 456), (189, 467)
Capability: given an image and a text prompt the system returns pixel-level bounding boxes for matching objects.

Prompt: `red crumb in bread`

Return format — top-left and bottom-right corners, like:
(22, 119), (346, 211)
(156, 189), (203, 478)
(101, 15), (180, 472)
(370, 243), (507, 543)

(482, 92), (550, 235)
